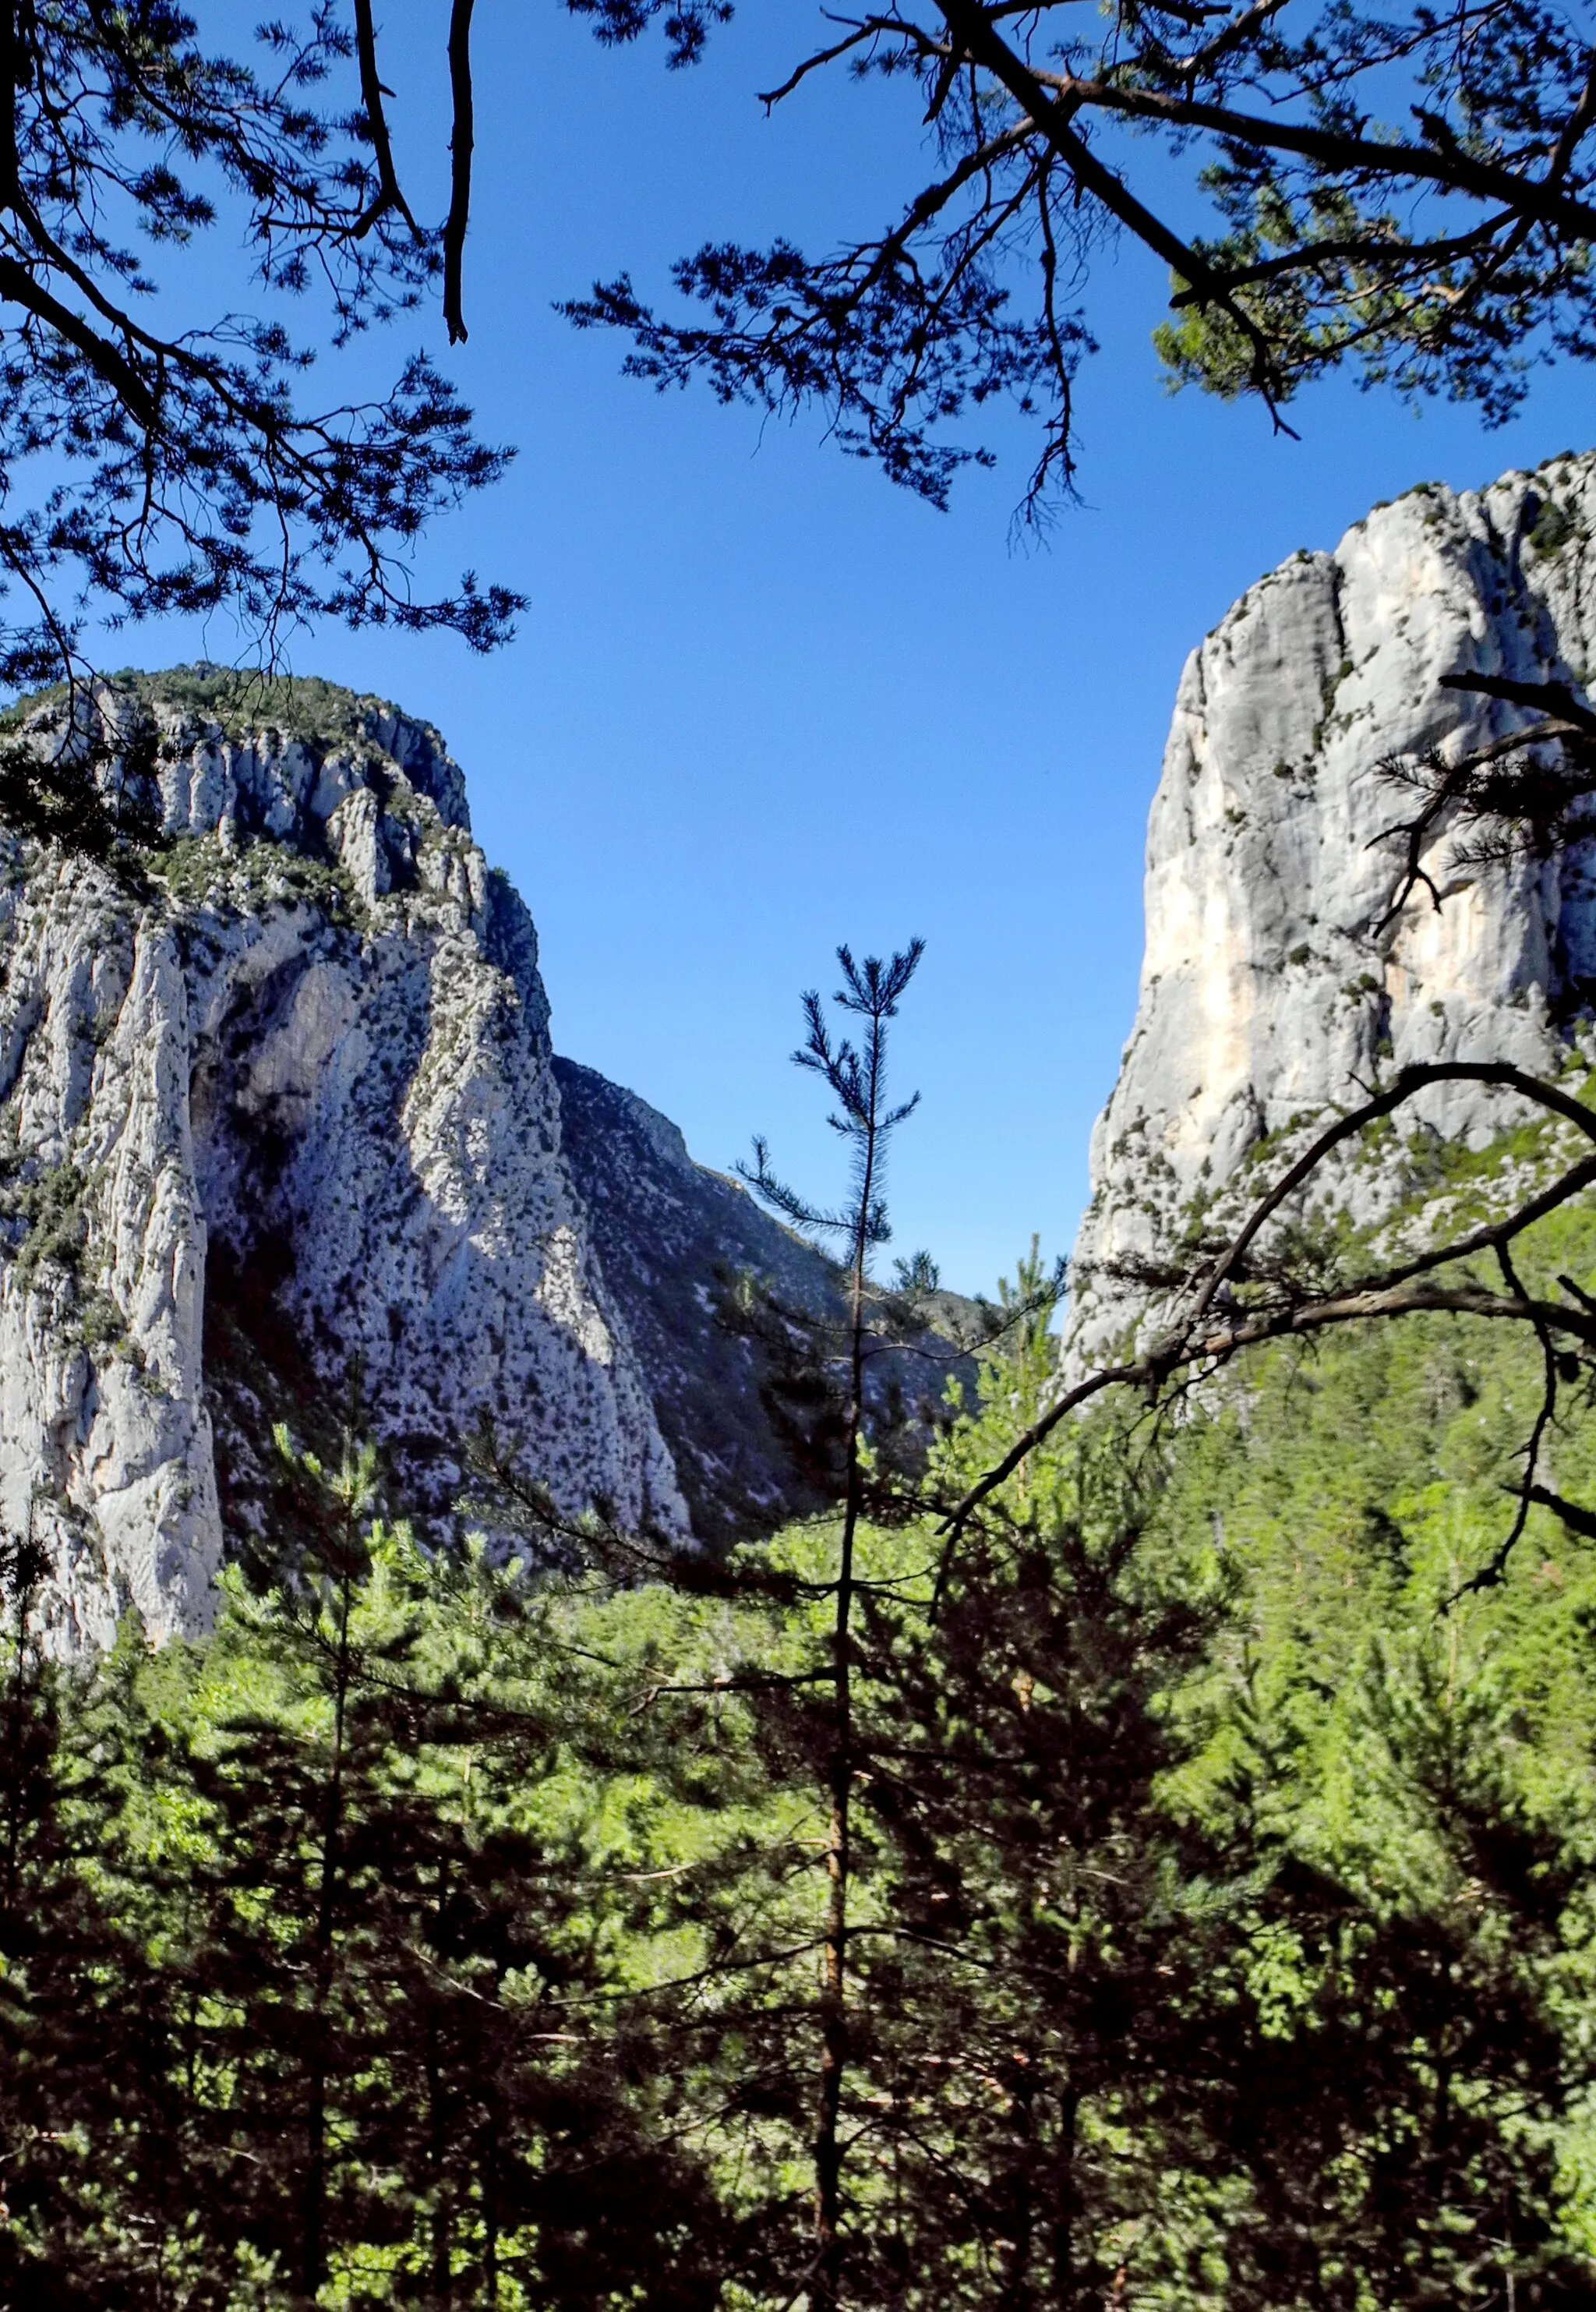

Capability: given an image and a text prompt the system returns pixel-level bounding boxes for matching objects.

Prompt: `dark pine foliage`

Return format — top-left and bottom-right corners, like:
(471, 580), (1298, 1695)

(0, 2), (521, 849)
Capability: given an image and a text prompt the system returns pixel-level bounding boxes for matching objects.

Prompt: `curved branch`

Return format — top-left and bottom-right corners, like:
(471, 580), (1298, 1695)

(1440, 669), (1596, 738)
(932, 1061), (1596, 1603)
(760, 19), (891, 107)
(0, 253), (154, 425)
(1443, 1239), (1560, 1598)
(1527, 1483), (1596, 1541)
(1189, 1060), (1596, 1326)
(351, 0), (423, 241)
(1042, 74), (1596, 242)
(934, 0), (1301, 429)
(1169, 214), (1517, 303)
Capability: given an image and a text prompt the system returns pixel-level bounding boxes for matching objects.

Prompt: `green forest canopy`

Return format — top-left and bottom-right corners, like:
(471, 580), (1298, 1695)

(9, 1131), (1596, 2307)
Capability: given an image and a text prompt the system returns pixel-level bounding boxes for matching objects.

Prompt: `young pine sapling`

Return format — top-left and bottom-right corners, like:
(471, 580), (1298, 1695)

(738, 938), (924, 2311)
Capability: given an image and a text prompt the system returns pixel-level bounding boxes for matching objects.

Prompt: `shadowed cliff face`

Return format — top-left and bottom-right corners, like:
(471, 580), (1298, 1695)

(0, 672), (969, 1651)
(552, 1059), (983, 1541)
(0, 676), (686, 1651)
(1070, 452), (1596, 1364)
(551, 1057), (839, 1541)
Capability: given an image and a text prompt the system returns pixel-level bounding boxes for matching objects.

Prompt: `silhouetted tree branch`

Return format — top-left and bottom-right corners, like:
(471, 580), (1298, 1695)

(935, 1061), (1596, 1607)
(0, 2), (513, 850)
(1372, 672), (1596, 927)
(558, 0), (1596, 516)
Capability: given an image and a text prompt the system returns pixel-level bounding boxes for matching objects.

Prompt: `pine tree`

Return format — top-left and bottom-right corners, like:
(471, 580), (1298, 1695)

(735, 942), (929, 2311)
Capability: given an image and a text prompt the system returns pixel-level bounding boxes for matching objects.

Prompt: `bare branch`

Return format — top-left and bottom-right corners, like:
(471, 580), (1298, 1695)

(933, 0), (1301, 432)
(351, 0), (423, 241)
(759, 19), (888, 107)
(445, 0), (477, 345)
(1527, 1482), (1596, 1540)
(1439, 669), (1596, 737)
(933, 1061), (1596, 1606)
(1443, 1239), (1561, 1598)
(0, 253), (154, 426)
(1034, 74), (1596, 242)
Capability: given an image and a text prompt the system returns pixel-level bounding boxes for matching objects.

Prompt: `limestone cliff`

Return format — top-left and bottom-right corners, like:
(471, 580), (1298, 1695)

(0, 672), (699, 1649)
(1071, 451), (1596, 1359)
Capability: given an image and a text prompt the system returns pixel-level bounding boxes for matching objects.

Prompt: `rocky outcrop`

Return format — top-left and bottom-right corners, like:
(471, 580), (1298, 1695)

(1071, 451), (1596, 1359)
(0, 673), (687, 1650)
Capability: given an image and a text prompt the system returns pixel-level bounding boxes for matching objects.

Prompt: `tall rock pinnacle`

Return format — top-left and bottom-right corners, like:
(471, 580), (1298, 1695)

(1072, 452), (1596, 1359)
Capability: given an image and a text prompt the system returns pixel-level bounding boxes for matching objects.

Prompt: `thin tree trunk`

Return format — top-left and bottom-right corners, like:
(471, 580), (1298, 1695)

(1050, 2086), (1080, 2310)
(814, 1032), (881, 2312)
(813, 1515), (854, 2310)
(749, 942), (923, 2311)
(428, 1860), (456, 2302)
(2, 1496), (37, 1921)
(476, 1890), (503, 2306)
(481, 2092), (501, 2307)
(302, 1546), (355, 2300)
(428, 2008), (454, 2303)
(1001, 2066), (1040, 2312)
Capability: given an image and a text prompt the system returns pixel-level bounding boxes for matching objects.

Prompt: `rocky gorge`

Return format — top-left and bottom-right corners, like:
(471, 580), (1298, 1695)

(13, 449), (1596, 1649)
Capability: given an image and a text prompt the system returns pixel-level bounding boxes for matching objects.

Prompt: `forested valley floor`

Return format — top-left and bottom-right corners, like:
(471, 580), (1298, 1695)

(9, 1186), (1596, 2309)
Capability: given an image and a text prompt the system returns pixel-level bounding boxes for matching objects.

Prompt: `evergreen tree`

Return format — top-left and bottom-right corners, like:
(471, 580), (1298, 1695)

(10, 1175), (1596, 2303)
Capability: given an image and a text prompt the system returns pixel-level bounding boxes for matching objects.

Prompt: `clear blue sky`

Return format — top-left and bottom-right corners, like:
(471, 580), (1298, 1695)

(112, 3), (1596, 1296)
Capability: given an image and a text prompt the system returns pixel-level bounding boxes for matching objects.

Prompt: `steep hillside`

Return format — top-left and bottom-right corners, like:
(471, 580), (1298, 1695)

(553, 1058), (841, 1540)
(556, 1055), (982, 1540)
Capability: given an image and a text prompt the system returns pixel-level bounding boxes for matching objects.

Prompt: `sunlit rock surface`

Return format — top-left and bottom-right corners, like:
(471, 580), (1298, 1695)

(0, 675), (688, 1649)
(1072, 452), (1596, 1361)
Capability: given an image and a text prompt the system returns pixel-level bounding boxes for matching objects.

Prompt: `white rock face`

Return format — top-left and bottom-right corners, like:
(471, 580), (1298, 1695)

(1071, 452), (1596, 1359)
(0, 679), (685, 1649)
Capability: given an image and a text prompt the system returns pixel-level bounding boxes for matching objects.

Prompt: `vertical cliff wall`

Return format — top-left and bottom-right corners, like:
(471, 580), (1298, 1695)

(0, 677), (687, 1650)
(1071, 451), (1596, 1358)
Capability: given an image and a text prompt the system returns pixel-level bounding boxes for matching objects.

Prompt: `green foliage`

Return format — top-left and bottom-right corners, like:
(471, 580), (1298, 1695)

(147, 834), (358, 924)
(9, 1211), (1596, 2304)
(1529, 500), (1586, 560)
(0, 1443), (733, 2310)
(106, 670), (390, 745)
(7, 1161), (91, 1284)
(566, 0), (1596, 516)
(0, 667), (418, 751)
